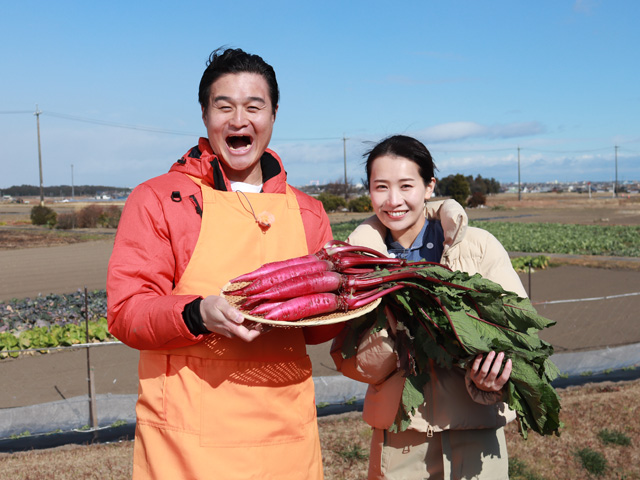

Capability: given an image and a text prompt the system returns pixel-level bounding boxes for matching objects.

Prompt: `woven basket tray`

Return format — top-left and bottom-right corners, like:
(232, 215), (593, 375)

(221, 282), (381, 327)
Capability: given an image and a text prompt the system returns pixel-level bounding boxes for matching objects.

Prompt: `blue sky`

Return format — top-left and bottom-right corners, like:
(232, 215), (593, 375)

(1, 0), (639, 190)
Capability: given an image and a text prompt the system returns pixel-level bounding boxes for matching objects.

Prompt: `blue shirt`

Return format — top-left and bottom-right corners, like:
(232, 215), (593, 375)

(385, 219), (444, 263)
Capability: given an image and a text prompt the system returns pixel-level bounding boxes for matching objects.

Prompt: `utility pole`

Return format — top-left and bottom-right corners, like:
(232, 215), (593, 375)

(35, 105), (44, 206)
(614, 145), (619, 198)
(343, 135), (349, 201)
(71, 164), (75, 199)
(517, 146), (521, 201)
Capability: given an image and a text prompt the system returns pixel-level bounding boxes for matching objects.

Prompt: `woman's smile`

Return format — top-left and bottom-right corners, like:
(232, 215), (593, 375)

(385, 210), (409, 218)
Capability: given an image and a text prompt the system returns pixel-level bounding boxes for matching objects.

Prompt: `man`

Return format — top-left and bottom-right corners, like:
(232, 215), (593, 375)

(108, 47), (338, 479)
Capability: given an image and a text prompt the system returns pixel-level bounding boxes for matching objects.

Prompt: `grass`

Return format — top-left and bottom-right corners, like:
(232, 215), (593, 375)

(575, 447), (608, 476)
(598, 428), (632, 446)
(0, 379), (638, 480)
(331, 219), (362, 242)
(508, 457), (547, 480)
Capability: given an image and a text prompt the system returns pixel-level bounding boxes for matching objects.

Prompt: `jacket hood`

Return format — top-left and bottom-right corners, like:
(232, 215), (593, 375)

(168, 137), (288, 193)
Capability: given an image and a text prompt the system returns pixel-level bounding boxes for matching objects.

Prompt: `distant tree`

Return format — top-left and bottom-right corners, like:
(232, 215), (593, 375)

(487, 178), (501, 194)
(323, 178), (348, 197)
(30, 205), (57, 227)
(436, 174), (471, 206)
(99, 205), (122, 228)
(76, 205), (104, 228)
(467, 191), (487, 208)
(449, 174), (471, 207)
(56, 212), (76, 230)
(347, 195), (372, 213)
(4, 184), (131, 198)
(467, 175), (501, 195)
(435, 175), (453, 197)
(317, 193), (347, 212)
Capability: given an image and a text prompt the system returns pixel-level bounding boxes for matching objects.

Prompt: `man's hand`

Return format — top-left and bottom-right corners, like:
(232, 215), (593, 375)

(200, 295), (263, 342)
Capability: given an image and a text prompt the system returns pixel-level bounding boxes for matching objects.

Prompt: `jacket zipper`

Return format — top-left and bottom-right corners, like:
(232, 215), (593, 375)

(189, 195), (203, 217)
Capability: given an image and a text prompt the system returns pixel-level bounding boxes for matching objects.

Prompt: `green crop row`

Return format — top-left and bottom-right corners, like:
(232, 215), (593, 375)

(510, 255), (550, 273)
(334, 220), (640, 257)
(330, 222), (551, 272)
(0, 317), (115, 358)
(469, 221), (640, 257)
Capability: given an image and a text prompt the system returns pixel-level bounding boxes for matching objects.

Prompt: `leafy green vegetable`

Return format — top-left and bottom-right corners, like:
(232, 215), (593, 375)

(341, 264), (562, 439)
(510, 255), (550, 273)
(0, 317), (115, 358)
(332, 219), (640, 258)
(470, 221), (640, 257)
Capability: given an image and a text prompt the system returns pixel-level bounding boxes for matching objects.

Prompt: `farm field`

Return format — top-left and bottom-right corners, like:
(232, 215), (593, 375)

(1, 192), (640, 478)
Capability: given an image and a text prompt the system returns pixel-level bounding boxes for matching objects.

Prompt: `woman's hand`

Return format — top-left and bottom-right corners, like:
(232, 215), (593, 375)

(200, 295), (263, 342)
(468, 351), (512, 392)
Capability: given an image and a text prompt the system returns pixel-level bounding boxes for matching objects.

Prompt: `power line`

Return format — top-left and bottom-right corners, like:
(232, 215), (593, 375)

(618, 146), (640, 155)
(43, 111), (199, 137)
(524, 146), (612, 154)
(4, 109), (342, 142)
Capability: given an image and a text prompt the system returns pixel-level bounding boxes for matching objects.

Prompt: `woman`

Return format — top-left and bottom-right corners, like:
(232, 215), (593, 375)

(108, 47), (339, 480)
(332, 135), (527, 479)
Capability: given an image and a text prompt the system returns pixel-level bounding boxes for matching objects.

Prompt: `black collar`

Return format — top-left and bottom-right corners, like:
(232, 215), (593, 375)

(208, 151), (282, 191)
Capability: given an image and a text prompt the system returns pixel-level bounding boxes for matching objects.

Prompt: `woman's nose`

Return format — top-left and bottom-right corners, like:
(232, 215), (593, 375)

(386, 188), (402, 206)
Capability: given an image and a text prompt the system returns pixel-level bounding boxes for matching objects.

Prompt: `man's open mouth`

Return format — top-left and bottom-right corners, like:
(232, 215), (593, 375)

(227, 135), (252, 151)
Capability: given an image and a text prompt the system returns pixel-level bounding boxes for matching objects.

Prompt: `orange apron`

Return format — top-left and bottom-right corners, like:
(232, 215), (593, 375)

(132, 177), (323, 480)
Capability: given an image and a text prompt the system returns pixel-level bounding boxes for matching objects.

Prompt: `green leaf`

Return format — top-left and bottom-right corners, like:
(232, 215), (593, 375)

(342, 262), (562, 439)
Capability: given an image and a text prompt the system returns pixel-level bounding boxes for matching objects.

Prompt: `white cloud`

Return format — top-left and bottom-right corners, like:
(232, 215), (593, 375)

(414, 121), (545, 143)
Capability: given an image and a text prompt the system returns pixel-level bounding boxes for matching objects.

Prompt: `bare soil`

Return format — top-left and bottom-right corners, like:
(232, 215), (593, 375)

(0, 228), (108, 249)
(0, 379), (638, 480)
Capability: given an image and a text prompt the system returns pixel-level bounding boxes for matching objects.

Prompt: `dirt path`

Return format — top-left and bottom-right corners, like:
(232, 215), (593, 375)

(0, 240), (114, 301)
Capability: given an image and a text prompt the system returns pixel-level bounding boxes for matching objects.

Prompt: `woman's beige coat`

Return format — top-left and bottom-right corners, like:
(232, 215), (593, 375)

(331, 199), (527, 433)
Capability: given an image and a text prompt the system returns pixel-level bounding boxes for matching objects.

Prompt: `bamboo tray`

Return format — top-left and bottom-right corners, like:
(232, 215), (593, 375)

(222, 282), (381, 327)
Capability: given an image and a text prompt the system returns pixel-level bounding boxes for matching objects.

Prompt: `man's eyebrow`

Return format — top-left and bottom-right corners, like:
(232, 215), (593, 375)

(213, 95), (266, 104)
